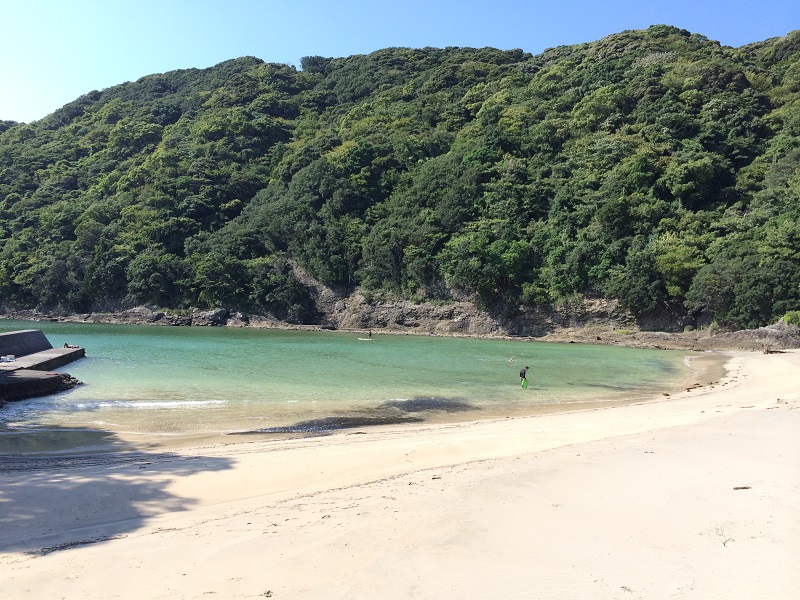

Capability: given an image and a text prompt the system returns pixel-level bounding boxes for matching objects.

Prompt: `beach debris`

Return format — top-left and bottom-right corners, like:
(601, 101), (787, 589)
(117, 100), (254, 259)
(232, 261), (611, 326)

(722, 538), (735, 547)
(34, 535), (126, 556)
(733, 486), (751, 490)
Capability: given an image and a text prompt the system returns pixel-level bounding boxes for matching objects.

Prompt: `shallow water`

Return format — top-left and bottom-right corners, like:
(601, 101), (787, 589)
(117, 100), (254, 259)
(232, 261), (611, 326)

(0, 320), (694, 453)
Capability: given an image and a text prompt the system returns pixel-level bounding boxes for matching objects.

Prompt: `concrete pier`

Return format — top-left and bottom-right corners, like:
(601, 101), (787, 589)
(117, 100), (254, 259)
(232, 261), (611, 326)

(0, 330), (84, 402)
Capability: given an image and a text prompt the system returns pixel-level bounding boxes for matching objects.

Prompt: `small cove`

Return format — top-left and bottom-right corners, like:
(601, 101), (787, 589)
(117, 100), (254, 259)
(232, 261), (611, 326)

(0, 320), (712, 453)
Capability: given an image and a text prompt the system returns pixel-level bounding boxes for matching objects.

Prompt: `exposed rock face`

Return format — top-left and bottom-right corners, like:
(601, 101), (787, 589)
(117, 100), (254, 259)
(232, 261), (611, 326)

(191, 308), (230, 326)
(0, 266), (671, 337)
(288, 259), (340, 327)
(2, 282), (799, 352)
(333, 295), (500, 335)
(703, 324), (800, 351)
(2, 295), (636, 337)
(537, 322), (800, 351)
(328, 294), (637, 337)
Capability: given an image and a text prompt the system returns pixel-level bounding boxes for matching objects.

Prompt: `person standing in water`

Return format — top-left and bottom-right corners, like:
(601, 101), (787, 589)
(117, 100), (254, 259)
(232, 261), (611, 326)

(519, 366), (529, 387)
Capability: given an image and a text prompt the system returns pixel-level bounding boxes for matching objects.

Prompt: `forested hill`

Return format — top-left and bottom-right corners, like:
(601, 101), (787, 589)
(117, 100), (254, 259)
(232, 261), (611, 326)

(1, 25), (799, 329)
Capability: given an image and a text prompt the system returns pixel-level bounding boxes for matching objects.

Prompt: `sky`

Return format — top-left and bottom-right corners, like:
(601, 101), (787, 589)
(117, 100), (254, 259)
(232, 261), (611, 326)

(1, 0), (798, 123)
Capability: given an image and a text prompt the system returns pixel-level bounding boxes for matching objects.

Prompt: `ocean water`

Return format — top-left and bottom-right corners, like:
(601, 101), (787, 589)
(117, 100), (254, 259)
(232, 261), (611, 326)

(0, 320), (693, 453)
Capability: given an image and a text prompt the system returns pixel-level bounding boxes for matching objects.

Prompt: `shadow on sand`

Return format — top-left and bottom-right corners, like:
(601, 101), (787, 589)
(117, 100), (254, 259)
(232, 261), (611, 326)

(0, 426), (232, 555)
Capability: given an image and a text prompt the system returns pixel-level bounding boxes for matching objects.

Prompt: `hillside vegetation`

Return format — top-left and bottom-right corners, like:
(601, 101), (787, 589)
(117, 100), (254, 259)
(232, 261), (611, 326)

(1, 25), (798, 329)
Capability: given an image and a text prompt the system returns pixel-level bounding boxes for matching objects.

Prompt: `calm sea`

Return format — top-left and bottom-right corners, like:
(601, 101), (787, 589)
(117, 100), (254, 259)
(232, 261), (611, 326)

(0, 320), (694, 453)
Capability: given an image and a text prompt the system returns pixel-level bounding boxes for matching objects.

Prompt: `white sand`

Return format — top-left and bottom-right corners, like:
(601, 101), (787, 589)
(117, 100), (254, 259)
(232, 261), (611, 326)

(1, 350), (799, 599)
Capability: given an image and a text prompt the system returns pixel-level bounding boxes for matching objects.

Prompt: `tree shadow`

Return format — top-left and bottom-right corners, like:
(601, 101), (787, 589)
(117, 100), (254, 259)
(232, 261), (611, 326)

(0, 426), (232, 555)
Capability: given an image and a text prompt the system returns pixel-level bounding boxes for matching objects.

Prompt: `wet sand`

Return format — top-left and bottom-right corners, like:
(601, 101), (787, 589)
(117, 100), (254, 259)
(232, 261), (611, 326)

(0, 350), (798, 599)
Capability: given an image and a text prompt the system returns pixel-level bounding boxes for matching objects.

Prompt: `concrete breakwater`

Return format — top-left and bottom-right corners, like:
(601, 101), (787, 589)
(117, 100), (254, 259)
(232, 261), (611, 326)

(0, 330), (84, 403)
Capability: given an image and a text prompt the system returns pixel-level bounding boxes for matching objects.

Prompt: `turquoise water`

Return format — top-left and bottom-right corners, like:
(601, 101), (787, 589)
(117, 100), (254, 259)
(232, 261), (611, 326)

(0, 320), (691, 451)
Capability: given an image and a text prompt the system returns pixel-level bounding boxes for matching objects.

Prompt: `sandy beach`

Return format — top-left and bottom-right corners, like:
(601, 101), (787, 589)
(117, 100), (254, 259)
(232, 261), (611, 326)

(1, 349), (799, 599)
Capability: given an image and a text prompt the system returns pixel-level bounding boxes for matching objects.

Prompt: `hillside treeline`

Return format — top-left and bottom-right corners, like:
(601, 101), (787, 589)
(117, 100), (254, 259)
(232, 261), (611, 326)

(1, 25), (798, 328)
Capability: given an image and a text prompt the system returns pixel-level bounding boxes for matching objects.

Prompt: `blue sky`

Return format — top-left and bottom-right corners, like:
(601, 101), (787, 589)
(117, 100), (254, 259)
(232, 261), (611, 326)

(1, 0), (798, 123)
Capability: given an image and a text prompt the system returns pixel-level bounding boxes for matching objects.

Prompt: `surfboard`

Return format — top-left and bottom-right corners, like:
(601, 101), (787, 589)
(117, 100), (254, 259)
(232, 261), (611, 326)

(357, 338), (373, 341)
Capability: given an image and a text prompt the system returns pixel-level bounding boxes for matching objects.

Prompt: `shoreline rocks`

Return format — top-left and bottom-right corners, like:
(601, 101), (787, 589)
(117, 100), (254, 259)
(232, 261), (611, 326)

(2, 301), (799, 353)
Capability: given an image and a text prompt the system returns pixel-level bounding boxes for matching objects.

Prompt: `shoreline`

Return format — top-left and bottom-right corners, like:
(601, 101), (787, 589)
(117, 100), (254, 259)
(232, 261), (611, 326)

(2, 308), (799, 353)
(0, 342), (730, 456)
(1, 350), (798, 598)
(137, 349), (731, 453)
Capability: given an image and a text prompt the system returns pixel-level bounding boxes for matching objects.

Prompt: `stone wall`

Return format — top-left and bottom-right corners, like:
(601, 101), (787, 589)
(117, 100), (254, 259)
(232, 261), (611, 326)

(0, 329), (53, 357)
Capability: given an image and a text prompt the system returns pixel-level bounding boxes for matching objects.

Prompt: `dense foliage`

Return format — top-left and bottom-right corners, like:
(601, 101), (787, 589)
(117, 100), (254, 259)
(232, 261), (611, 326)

(1, 26), (799, 328)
